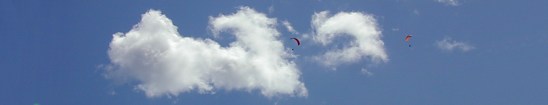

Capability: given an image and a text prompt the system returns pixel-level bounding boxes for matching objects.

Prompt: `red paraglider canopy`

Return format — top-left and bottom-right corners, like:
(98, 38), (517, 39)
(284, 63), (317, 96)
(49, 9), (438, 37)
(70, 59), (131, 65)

(291, 38), (301, 46)
(290, 38), (301, 50)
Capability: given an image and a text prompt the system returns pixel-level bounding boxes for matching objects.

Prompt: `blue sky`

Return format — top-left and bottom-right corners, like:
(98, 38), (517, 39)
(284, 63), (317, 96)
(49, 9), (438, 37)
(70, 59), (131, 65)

(2, 0), (548, 105)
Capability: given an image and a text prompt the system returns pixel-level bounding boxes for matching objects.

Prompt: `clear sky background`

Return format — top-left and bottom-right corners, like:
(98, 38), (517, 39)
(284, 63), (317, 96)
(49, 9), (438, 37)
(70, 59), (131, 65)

(2, 0), (548, 105)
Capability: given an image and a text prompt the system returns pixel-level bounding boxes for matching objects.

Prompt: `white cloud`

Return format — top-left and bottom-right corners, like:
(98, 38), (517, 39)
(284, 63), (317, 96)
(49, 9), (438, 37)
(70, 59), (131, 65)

(282, 20), (299, 34)
(106, 7), (307, 98)
(436, 37), (474, 52)
(311, 11), (388, 67)
(436, 0), (459, 6)
(360, 68), (373, 76)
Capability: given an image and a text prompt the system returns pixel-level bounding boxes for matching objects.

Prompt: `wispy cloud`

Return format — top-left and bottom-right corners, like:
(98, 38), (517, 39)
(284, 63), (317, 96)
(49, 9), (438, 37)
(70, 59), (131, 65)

(413, 9), (420, 15)
(436, 0), (459, 6)
(436, 37), (474, 52)
(282, 20), (299, 34)
(311, 11), (388, 67)
(268, 5), (274, 14)
(106, 7), (307, 98)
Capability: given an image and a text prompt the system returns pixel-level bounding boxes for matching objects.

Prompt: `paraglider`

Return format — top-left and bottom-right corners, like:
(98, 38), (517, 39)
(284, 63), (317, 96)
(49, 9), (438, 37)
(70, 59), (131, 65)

(290, 37), (300, 50)
(405, 35), (412, 47)
(290, 38), (300, 46)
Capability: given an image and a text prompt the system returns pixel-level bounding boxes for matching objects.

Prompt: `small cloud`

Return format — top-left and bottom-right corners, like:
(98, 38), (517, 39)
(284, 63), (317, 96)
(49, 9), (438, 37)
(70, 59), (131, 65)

(436, 37), (474, 52)
(109, 91), (117, 96)
(436, 0), (459, 6)
(361, 68), (373, 76)
(391, 28), (399, 31)
(413, 9), (420, 15)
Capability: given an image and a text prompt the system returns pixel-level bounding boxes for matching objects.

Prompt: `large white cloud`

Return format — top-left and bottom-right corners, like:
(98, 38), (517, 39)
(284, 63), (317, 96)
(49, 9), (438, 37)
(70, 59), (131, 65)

(436, 37), (474, 52)
(106, 7), (307, 98)
(311, 11), (388, 67)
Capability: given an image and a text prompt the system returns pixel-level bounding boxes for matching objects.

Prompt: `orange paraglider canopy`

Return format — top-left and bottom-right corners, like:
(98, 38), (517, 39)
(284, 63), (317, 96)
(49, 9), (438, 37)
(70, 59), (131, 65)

(405, 35), (412, 47)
